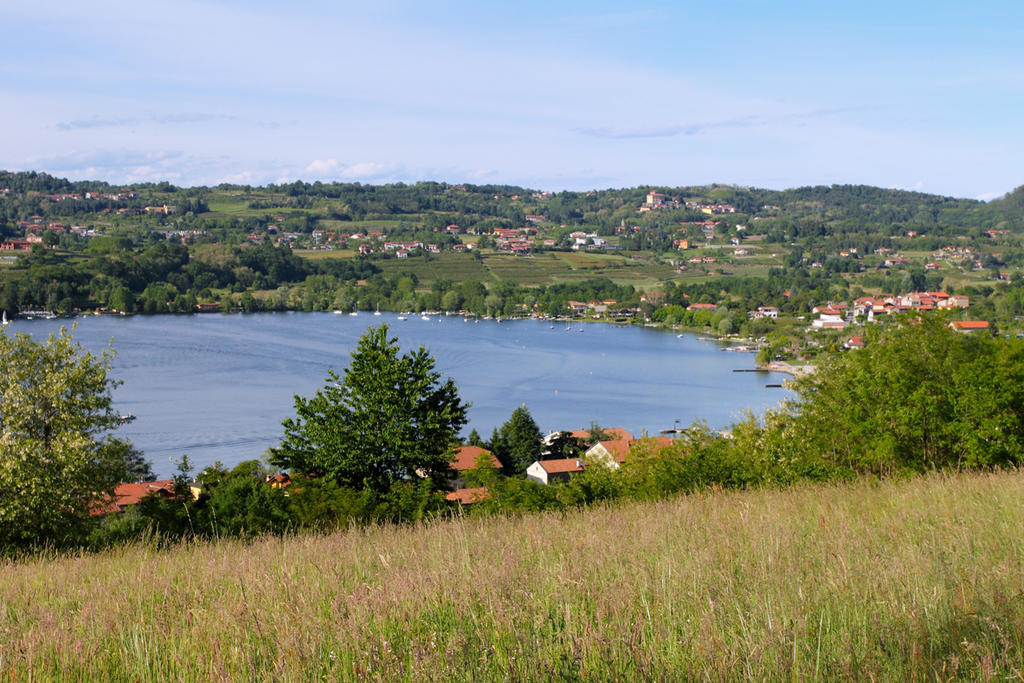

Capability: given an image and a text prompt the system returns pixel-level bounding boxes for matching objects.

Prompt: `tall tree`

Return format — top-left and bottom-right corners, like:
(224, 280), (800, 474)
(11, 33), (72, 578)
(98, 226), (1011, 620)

(493, 405), (542, 475)
(272, 325), (468, 493)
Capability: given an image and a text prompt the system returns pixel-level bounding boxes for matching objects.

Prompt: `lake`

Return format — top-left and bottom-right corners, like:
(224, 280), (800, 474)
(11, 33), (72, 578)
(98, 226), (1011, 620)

(8, 313), (791, 478)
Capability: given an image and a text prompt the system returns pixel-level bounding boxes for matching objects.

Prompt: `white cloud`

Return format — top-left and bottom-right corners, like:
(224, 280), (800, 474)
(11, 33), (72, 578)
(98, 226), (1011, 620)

(304, 159), (340, 175)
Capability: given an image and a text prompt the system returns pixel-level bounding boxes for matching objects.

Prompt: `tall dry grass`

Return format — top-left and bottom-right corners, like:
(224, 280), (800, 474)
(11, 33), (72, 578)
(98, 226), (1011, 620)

(2, 470), (1023, 680)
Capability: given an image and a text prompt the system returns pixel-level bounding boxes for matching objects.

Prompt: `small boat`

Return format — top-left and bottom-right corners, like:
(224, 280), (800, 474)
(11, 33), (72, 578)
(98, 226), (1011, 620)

(118, 413), (136, 423)
(1, 310), (7, 326)
(349, 311), (358, 317)
(397, 315), (408, 321)
(374, 304), (381, 316)
(421, 315), (431, 321)
(333, 310), (343, 315)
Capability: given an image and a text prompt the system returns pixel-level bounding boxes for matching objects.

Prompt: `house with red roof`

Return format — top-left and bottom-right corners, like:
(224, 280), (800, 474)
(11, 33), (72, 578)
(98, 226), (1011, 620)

(448, 445), (501, 489)
(584, 437), (673, 470)
(526, 458), (585, 484)
(950, 320), (989, 333)
(91, 480), (178, 516)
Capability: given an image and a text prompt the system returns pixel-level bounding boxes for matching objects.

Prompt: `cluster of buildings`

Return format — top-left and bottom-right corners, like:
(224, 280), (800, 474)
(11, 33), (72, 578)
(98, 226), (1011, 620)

(808, 292), (973, 331)
(37, 191), (135, 202)
(1, 219), (99, 250)
(451, 429), (675, 505)
(685, 201), (737, 214)
(640, 192), (739, 215)
(92, 428), (678, 515)
(639, 191), (679, 211)
(493, 227), (537, 254)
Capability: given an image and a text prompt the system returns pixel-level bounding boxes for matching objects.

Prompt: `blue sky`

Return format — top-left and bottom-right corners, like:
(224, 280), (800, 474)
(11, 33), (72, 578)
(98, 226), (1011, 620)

(2, 0), (1021, 198)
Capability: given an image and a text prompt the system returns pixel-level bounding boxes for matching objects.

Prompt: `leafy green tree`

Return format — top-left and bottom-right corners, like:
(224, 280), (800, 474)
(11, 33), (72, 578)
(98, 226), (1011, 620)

(0, 327), (139, 548)
(492, 405), (542, 475)
(203, 460), (291, 537)
(271, 325), (468, 493)
(99, 438), (155, 482)
(786, 313), (1024, 475)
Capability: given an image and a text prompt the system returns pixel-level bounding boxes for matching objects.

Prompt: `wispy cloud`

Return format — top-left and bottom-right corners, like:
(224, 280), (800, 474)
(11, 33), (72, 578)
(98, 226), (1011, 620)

(56, 112), (236, 131)
(56, 116), (140, 131)
(579, 116), (762, 139)
(578, 107), (867, 140)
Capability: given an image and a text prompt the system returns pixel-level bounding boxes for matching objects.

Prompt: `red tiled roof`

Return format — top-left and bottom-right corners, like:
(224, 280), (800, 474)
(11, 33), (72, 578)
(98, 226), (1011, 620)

(450, 446), (501, 471)
(595, 439), (632, 462)
(568, 427), (634, 442)
(592, 437), (674, 463)
(91, 480), (176, 515)
(538, 458), (585, 474)
(952, 321), (989, 330)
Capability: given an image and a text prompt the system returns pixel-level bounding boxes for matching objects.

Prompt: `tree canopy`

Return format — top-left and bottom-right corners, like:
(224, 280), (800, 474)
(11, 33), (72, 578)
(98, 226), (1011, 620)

(782, 313), (1024, 474)
(0, 327), (140, 548)
(271, 325), (468, 492)
(491, 405), (543, 475)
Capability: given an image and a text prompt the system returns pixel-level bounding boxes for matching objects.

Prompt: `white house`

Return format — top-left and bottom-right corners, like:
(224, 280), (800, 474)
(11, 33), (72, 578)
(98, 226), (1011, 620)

(526, 458), (584, 485)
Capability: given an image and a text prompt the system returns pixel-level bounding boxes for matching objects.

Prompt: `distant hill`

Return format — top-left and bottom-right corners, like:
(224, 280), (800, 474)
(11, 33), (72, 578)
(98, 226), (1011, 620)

(993, 184), (1024, 211)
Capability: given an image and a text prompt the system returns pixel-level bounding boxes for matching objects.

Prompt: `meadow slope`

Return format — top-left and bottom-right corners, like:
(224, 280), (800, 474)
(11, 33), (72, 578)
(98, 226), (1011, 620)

(2, 471), (1023, 680)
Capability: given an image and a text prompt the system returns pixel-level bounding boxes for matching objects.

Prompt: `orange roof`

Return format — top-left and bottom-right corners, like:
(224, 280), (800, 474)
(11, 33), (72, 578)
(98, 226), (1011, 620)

(91, 480), (176, 516)
(445, 487), (491, 505)
(631, 437), (673, 453)
(450, 446), (501, 471)
(538, 458), (585, 474)
(568, 427), (634, 442)
(952, 320), (989, 330)
(113, 480), (176, 506)
(593, 437), (674, 463)
(595, 439), (632, 463)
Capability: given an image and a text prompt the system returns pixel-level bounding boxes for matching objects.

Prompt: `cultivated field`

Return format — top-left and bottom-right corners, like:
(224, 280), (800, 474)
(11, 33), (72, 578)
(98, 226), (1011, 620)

(2, 471), (1023, 680)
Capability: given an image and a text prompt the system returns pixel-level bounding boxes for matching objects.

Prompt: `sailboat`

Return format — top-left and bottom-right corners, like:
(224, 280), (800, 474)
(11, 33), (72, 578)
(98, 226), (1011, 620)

(373, 304), (381, 316)
(1, 310), (7, 326)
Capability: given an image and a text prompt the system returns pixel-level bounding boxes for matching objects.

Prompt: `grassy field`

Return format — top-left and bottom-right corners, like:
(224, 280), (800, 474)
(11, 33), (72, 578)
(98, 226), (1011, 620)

(2, 470), (1023, 679)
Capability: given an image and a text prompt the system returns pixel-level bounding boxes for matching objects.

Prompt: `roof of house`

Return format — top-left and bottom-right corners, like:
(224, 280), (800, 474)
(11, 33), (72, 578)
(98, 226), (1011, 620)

(450, 446), (501, 471)
(537, 458), (585, 474)
(568, 427), (634, 442)
(91, 479), (177, 515)
(952, 320), (989, 330)
(445, 487), (491, 505)
(593, 439), (632, 462)
(589, 437), (674, 463)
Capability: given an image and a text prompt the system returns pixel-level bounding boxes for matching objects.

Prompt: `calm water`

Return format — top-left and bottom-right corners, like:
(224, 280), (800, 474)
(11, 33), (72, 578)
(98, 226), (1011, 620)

(9, 313), (791, 478)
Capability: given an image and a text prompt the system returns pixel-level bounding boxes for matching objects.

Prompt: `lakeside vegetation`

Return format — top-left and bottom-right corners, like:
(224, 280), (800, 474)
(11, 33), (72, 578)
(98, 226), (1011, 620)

(3, 469), (1023, 679)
